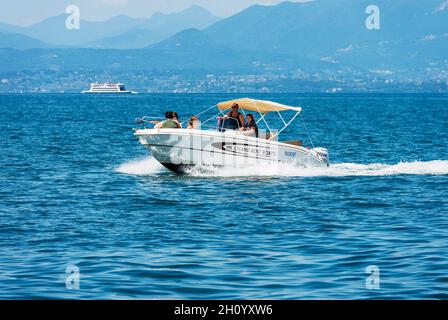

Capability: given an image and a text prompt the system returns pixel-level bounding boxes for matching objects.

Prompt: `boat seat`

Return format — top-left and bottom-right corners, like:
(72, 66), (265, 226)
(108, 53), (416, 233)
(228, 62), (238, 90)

(283, 140), (303, 146)
(259, 133), (278, 141)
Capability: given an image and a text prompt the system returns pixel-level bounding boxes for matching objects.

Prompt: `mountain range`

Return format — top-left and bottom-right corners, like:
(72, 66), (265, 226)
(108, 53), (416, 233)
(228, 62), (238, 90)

(201, 0), (448, 70)
(0, 31), (50, 49)
(0, 5), (221, 49)
(0, 0), (447, 90)
(146, 0), (448, 73)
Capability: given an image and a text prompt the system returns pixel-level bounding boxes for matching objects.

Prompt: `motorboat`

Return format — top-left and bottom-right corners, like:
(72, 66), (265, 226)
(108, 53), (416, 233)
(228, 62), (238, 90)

(134, 98), (329, 173)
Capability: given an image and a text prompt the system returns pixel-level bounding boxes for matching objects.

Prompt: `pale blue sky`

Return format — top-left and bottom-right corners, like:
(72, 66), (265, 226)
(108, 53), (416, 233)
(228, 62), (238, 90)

(0, 0), (307, 26)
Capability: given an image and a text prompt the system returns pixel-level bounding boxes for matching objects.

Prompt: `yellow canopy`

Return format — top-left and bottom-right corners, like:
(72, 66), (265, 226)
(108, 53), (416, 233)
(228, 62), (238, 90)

(217, 98), (302, 114)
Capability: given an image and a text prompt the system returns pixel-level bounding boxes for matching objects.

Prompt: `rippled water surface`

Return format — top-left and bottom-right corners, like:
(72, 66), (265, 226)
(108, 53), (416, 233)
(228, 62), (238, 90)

(1, 93), (447, 299)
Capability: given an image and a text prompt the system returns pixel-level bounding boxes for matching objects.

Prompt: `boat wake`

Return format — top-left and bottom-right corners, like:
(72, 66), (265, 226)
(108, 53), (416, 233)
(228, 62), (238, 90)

(115, 157), (166, 175)
(116, 157), (448, 178)
(190, 160), (448, 177)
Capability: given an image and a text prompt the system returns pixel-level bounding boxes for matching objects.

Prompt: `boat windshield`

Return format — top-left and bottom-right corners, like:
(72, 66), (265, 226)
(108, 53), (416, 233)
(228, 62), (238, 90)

(218, 117), (240, 132)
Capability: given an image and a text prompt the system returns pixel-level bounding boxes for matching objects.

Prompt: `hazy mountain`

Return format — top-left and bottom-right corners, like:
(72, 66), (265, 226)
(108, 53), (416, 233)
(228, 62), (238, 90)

(0, 22), (25, 35)
(21, 14), (146, 46)
(0, 0), (446, 82)
(203, 0), (448, 69)
(0, 32), (50, 49)
(87, 5), (221, 49)
(0, 47), (246, 72)
(0, 5), (220, 49)
(147, 5), (220, 31)
(0, 35), (336, 73)
(85, 28), (172, 49)
(148, 28), (227, 51)
(0, 14), (146, 47)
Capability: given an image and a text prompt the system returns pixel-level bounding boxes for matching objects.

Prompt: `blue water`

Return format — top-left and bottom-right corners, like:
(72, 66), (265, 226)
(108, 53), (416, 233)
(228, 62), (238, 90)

(1, 93), (447, 299)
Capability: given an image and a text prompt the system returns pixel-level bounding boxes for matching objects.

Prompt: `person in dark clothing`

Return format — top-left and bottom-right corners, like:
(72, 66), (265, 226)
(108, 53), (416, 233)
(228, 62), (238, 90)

(172, 112), (182, 128)
(226, 103), (245, 128)
(242, 113), (258, 137)
(154, 111), (181, 129)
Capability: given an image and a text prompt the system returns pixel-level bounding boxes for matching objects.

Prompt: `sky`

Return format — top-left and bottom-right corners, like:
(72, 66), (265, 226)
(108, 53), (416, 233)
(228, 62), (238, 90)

(0, 0), (307, 26)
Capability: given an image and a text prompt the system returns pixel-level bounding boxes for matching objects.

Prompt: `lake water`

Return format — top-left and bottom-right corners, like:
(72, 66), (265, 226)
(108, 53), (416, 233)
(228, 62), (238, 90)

(0, 93), (447, 299)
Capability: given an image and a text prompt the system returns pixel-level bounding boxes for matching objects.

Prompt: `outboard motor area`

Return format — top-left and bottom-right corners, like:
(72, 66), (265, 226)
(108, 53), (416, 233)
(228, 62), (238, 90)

(313, 147), (330, 165)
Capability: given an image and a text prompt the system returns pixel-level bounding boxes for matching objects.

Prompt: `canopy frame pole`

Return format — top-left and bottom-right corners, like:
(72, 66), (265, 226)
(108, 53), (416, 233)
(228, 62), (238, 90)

(256, 113), (267, 125)
(195, 104), (220, 118)
(265, 119), (273, 137)
(268, 110), (301, 141)
(254, 112), (273, 137)
(179, 104), (221, 127)
(256, 111), (264, 128)
(201, 111), (224, 127)
(254, 105), (274, 138)
(277, 111), (287, 127)
(256, 110), (267, 138)
(261, 114), (273, 138)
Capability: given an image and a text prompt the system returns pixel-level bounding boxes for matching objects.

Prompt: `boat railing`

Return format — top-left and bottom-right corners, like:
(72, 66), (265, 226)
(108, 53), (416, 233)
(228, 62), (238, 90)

(135, 116), (165, 127)
(136, 115), (244, 132)
(135, 116), (278, 141)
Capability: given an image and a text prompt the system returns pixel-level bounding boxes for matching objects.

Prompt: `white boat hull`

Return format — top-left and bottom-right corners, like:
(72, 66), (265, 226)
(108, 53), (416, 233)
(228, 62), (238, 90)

(134, 129), (329, 173)
(82, 91), (133, 94)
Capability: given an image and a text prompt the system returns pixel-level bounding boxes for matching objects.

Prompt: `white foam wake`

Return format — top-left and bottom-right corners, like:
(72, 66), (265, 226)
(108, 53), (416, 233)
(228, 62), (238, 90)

(189, 160), (448, 177)
(115, 158), (448, 178)
(115, 157), (166, 175)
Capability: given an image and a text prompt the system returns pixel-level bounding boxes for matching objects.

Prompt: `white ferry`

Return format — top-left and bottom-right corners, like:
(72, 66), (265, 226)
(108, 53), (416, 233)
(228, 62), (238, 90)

(82, 83), (136, 94)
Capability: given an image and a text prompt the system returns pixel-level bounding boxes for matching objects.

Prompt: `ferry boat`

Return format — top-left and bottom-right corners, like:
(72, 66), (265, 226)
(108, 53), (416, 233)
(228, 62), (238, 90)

(82, 83), (136, 94)
(134, 98), (329, 173)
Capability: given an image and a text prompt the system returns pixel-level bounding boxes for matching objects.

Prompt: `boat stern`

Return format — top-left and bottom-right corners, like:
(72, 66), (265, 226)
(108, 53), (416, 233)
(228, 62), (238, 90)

(312, 147), (330, 167)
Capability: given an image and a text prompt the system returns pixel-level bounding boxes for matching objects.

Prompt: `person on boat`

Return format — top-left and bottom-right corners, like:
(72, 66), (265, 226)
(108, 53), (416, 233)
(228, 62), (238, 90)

(225, 103), (245, 129)
(173, 112), (182, 128)
(241, 114), (259, 137)
(154, 111), (181, 129)
(187, 115), (201, 129)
